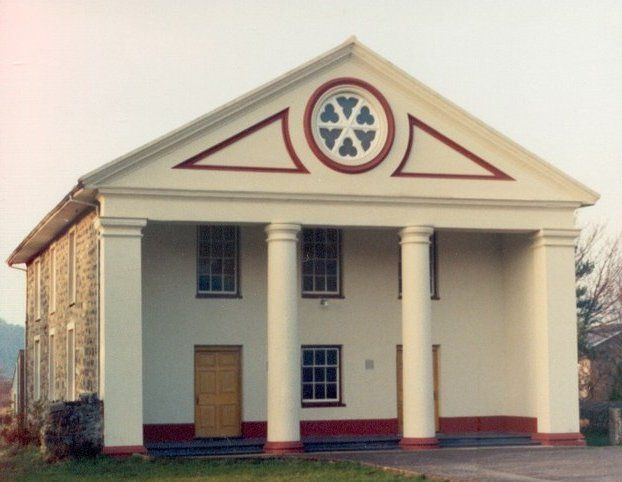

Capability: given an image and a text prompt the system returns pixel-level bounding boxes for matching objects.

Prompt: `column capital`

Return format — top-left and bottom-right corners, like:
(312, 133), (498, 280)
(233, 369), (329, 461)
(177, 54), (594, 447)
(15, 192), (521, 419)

(399, 226), (434, 245)
(531, 228), (580, 249)
(265, 223), (301, 243)
(96, 217), (147, 238)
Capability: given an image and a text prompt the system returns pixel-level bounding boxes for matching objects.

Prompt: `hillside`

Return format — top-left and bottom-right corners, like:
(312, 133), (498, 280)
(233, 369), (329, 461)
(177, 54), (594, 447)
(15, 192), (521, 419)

(0, 319), (24, 378)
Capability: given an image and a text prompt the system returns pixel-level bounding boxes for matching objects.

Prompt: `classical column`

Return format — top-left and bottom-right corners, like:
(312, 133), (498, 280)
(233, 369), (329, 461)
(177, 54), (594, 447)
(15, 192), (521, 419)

(264, 223), (303, 454)
(531, 229), (585, 446)
(399, 226), (438, 450)
(96, 217), (148, 455)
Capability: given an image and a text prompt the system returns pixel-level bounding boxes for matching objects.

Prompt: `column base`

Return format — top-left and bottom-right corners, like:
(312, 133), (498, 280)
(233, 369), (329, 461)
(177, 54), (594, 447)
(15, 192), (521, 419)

(399, 437), (439, 450)
(264, 441), (304, 454)
(102, 445), (148, 456)
(532, 433), (586, 446)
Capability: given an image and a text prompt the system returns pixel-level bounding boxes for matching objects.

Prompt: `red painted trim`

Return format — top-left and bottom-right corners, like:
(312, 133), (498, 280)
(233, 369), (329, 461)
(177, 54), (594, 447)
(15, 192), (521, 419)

(173, 109), (309, 173)
(439, 416), (537, 434)
(242, 421), (267, 438)
(301, 418), (398, 436)
(391, 115), (514, 180)
(303, 78), (395, 174)
(263, 441), (304, 454)
(243, 419), (398, 438)
(102, 445), (148, 456)
(400, 437), (439, 450)
(144, 416), (535, 442)
(144, 423), (195, 442)
(532, 432), (586, 446)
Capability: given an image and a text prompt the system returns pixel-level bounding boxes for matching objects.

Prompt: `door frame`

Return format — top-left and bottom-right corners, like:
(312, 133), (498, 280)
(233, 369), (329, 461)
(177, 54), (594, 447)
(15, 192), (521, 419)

(194, 345), (243, 438)
(396, 344), (440, 433)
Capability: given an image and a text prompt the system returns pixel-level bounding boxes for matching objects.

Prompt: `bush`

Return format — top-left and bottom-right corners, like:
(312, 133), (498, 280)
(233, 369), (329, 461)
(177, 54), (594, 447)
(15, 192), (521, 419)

(0, 413), (40, 446)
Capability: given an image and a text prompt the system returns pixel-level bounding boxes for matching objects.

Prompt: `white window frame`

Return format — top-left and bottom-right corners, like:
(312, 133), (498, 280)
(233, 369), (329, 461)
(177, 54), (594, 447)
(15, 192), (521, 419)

(68, 229), (77, 305)
(33, 336), (41, 401)
(196, 225), (240, 297)
(301, 228), (342, 297)
(34, 260), (41, 320)
(48, 330), (55, 400)
(49, 246), (56, 314)
(301, 345), (341, 406)
(66, 323), (75, 400)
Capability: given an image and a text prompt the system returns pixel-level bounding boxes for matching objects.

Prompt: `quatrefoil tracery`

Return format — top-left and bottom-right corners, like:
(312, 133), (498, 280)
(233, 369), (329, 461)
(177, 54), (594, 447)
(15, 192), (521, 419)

(316, 94), (380, 159)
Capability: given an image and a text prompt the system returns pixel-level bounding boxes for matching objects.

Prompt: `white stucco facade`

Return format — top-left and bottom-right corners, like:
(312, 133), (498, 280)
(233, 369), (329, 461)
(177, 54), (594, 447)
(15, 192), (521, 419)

(9, 38), (597, 453)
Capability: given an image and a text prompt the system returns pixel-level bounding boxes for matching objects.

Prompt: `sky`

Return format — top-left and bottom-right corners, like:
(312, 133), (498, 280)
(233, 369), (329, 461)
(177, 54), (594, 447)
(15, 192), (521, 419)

(1, 0), (621, 327)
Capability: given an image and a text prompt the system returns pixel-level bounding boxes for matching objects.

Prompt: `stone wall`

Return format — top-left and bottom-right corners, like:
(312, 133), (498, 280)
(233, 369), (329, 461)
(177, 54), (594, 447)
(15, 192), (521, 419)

(41, 393), (103, 459)
(25, 210), (99, 410)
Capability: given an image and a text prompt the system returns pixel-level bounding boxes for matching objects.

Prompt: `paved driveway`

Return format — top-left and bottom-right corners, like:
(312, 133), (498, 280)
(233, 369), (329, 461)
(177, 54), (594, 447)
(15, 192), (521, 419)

(310, 446), (622, 481)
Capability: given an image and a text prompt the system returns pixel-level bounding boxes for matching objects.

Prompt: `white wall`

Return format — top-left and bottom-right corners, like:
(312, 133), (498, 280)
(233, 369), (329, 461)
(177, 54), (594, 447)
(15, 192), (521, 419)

(142, 223), (526, 425)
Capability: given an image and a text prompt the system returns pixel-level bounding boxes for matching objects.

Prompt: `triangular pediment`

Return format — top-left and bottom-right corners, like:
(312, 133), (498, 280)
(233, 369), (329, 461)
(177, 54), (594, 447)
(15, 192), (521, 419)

(80, 37), (597, 207)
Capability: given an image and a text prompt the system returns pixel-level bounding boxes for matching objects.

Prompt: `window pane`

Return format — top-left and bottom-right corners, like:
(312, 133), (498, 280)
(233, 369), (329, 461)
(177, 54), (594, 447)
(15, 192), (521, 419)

(315, 350), (325, 365)
(326, 383), (337, 399)
(223, 259), (235, 275)
(224, 276), (235, 292)
(326, 260), (337, 275)
(211, 276), (222, 291)
(302, 384), (313, 400)
(303, 260), (313, 274)
(326, 349), (337, 365)
(213, 225), (223, 239)
(303, 230), (313, 243)
(315, 243), (326, 258)
(314, 229), (325, 242)
(315, 277), (325, 292)
(315, 384), (325, 399)
(326, 367), (337, 382)
(326, 243), (337, 258)
(327, 229), (338, 242)
(211, 259), (222, 275)
(315, 260), (326, 275)
(223, 226), (235, 240)
(213, 242), (223, 257)
(315, 367), (326, 382)
(224, 242), (235, 257)
(303, 349), (314, 365)
(302, 367), (313, 382)
(326, 276), (337, 292)
(198, 276), (210, 291)
(303, 276), (313, 292)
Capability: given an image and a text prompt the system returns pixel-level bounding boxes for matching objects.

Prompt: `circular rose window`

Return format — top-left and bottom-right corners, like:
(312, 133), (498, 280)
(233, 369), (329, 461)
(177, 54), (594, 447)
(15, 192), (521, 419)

(304, 78), (394, 173)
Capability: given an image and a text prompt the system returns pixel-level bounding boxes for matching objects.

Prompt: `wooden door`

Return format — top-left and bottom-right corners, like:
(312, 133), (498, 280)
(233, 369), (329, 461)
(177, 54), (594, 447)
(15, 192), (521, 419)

(396, 345), (440, 434)
(194, 346), (242, 438)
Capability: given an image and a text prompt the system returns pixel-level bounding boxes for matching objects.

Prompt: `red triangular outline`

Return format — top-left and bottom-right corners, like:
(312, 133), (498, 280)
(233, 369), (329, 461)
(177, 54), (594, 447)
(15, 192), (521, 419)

(391, 115), (514, 180)
(173, 109), (309, 174)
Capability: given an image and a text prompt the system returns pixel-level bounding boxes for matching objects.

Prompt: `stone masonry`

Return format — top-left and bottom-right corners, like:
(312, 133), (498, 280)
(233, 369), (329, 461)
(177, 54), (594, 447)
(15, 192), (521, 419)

(25, 210), (99, 411)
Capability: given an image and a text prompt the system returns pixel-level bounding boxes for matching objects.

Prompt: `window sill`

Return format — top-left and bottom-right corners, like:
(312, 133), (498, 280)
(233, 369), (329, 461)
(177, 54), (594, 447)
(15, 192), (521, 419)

(302, 294), (344, 299)
(397, 296), (440, 301)
(302, 402), (346, 408)
(196, 293), (242, 299)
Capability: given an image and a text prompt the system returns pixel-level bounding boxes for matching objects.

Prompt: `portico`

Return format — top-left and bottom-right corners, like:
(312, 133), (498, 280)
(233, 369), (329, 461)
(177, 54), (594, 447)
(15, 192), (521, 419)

(11, 38), (596, 456)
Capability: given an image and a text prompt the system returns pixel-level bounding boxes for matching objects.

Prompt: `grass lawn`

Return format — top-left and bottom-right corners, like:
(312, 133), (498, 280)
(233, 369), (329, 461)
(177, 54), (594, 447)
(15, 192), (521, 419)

(0, 445), (428, 482)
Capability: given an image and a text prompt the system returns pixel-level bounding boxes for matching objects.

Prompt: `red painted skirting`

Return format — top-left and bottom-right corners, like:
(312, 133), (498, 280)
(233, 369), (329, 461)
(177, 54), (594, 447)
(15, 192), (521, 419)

(439, 416), (537, 434)
(242, 421), (267, 438)
(102, 445), (147, 456)
(144, 423), (195, 442)
(532, 432), (585, 446)
(144, 416), (537, 443)
(400, 437), (439, 450)
(263, 440), (304, 454)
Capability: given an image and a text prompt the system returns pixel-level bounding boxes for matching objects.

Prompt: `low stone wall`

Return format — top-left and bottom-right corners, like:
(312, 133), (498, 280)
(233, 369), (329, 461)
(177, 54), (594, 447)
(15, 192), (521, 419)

(580, 400), (622, 433)
(41, 393), (102, 459)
